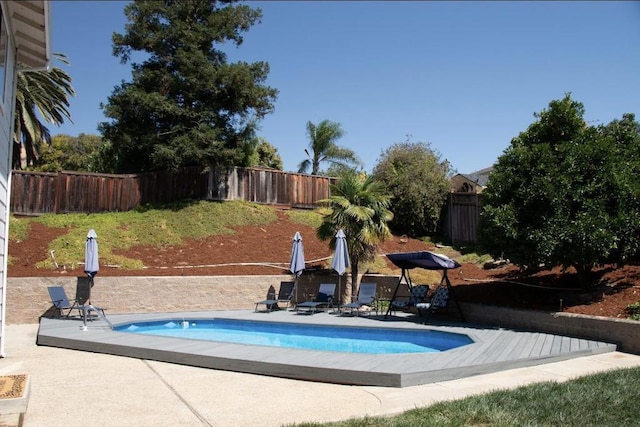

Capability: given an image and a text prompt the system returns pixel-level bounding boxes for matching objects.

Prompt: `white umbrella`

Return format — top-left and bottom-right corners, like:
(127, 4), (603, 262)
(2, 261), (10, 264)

(82, 229), (106, 329)
(84, 229), (99, 304)
(289, 232), (305, 303)
(331, 229), (349, 310)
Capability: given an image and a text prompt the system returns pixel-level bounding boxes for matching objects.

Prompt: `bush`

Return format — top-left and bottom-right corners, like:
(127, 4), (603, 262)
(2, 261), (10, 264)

(626, 302), (640, 321)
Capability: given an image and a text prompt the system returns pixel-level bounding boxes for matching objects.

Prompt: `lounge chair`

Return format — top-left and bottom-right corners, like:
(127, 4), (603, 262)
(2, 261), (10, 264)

(415, 285), (449, 323)
(47, 286), (106, 320)
(255, 281), (295, 312)
(296, 283), (336, 314)
(47, 286), (83, 318)
(389, 285), (430, 315)
(342, 282), (377, 316)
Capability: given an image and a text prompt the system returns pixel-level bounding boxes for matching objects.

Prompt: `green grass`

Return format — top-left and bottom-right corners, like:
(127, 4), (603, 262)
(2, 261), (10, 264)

(12, 200), (279, 271)
(456, 252), (493, 265)
(11, 200), (483, 275)
(289, 366), (640, 426)
(285, 208), (325, 229)
(8, 215), (30, 242)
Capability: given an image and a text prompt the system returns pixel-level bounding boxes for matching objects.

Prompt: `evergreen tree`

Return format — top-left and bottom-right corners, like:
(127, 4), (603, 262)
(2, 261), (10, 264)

(99, 0), (278, 174)
(372, 141), (451, 237)
(480, 94), (640, 287)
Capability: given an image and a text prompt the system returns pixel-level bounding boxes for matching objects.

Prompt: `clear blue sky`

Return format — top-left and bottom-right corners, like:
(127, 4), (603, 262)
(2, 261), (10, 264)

(51, 1), (640, 174)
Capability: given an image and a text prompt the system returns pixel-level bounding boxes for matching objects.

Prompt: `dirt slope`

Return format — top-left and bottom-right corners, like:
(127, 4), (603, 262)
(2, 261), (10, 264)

(7, 211), (640, 320)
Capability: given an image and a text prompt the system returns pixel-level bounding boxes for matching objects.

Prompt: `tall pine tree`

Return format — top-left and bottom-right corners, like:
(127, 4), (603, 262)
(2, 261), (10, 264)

(99, 0), (278, 174)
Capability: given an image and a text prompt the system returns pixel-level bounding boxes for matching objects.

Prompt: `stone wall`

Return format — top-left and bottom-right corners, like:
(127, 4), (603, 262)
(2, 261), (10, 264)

(8, 275), (293, 324)
(9, 276), (639, 356)
(7, 274), (402, 325)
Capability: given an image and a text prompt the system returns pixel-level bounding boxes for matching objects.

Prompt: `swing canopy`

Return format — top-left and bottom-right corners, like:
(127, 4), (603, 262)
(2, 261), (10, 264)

(384, 251), (465, 322)
(386, 251), (461, 271)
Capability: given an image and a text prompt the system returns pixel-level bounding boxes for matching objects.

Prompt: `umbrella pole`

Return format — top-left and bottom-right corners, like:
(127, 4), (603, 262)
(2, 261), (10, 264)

(88, 274), (93, 305)
(337, 275), (341, 313)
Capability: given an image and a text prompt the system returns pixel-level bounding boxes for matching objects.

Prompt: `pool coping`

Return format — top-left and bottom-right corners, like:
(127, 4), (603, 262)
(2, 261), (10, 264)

(36, 310), (617, 388)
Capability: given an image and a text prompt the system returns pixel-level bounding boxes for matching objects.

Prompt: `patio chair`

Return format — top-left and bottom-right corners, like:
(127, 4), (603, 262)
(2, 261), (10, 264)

(47, 286), (106, 320)
(255, 281), (295, 312)
(342, 282), (377, 316)
(296, 283), (336, 314)
(389, 284), (430, 315)
(415, 285), (450, 323)
(47, 286), (84, 318)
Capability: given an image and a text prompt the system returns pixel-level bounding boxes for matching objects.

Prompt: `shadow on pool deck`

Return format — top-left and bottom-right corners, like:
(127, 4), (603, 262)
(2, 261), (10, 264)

(36, 309), (617, 388)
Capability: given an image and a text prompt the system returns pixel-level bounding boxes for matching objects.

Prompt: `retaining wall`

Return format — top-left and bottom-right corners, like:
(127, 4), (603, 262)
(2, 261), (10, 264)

(5, 273), (400, 325)
(6, 276), (640, 355)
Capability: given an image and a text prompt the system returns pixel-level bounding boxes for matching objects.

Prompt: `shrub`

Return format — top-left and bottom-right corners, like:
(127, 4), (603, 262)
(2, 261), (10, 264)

(626, 302), (640, 321)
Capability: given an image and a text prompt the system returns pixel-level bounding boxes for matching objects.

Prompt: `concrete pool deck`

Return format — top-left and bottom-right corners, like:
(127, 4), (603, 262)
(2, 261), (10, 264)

(0, 311), (638, 426)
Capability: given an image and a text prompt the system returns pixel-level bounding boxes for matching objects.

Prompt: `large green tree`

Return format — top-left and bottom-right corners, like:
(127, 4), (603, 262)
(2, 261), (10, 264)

(479, 94), (640, 287)
(37, 133), (105, 172)
(241, 137), (282, 170)
(298, 120), (361, 175)
(372, 141), (451, 237)
(99, 0), (278, 175)
(316, 171), (393, 301)
(13, 53), (74, 169)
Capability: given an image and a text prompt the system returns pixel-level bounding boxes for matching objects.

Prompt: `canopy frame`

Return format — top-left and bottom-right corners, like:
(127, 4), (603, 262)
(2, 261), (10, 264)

(383, 251), (465, 321)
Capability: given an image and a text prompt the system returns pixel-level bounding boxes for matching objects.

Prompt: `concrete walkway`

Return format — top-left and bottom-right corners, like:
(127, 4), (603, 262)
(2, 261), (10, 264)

(1, 324), (640, 427)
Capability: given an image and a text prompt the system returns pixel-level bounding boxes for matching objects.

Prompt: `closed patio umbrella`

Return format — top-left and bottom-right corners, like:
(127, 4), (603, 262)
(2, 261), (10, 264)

(84, 229), (99, 304)
(82, 229), (107, 329)
(289, 232), (305, 303)
(331, 229), (349, 310)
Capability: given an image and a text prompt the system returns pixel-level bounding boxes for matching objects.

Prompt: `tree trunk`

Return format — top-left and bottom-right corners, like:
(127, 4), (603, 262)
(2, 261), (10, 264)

(338, 274), (351, 306)
(350, 254), (359, 299)
(575, 263), (594, 289)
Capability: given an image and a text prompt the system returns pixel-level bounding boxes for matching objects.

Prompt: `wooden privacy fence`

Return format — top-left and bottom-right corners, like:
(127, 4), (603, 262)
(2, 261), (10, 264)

(10, 166), (335, 215)
(209, 167), (334, 209)
(442, 192), (482, 244)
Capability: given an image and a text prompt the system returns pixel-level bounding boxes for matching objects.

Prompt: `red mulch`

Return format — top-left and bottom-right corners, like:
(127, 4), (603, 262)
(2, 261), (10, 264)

(8, 210), (640, 319)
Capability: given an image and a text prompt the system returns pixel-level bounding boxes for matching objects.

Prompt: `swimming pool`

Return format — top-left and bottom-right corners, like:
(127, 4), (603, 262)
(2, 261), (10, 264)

(115, 318), (474, 354)
(38, 310), (618, 387)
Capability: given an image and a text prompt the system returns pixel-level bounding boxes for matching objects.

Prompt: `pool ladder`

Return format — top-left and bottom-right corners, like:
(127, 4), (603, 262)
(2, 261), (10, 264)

(81, 304), (113, 330)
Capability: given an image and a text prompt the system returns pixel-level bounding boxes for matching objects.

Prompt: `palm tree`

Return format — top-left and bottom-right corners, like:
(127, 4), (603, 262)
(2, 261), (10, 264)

(297, 120), (361, 175)
(316, 171), (393, 300)
(13, 53), (74, 169)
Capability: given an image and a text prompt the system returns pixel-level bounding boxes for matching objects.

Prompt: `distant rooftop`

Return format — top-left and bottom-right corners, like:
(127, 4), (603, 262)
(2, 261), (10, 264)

(459, 166), (494, 188)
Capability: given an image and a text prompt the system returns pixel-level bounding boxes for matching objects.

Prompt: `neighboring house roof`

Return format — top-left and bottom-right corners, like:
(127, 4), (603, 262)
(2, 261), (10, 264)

(460, 166), (494, 188)
(5, 1), (52, 71)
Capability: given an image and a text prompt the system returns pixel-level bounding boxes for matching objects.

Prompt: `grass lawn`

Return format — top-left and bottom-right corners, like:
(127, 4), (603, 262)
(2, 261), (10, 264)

(291, 366), (640, 426)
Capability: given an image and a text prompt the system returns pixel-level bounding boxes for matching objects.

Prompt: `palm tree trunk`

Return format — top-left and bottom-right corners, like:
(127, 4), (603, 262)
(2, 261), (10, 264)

(350, 254), (359, 299)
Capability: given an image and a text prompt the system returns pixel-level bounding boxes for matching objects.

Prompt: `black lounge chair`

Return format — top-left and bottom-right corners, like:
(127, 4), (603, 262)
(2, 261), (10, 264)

(255, 281), (295, 312)
(47, 286), (106, 320)
(296, 283), (336, 314)
(342, 282), (377, 316)
(47, 286), (83, 318)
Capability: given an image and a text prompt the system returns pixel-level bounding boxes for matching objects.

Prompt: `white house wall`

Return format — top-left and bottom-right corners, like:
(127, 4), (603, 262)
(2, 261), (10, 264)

(0, 0), (50, 356)
(0, 5), (16, 357)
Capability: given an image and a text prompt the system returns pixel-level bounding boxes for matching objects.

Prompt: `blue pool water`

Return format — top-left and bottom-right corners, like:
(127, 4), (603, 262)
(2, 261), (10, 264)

(114, 319), (474, 354)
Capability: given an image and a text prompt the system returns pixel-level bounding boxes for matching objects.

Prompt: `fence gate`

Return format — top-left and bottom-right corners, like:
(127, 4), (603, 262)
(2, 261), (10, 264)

(443, 192), (482, 244)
